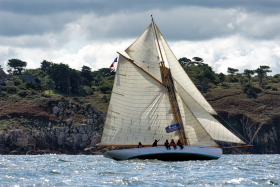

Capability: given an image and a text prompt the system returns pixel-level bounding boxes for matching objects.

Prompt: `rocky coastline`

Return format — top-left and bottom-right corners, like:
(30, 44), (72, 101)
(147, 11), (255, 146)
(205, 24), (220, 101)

(0, 100), (117, 155)
(1, 96), (280, 155)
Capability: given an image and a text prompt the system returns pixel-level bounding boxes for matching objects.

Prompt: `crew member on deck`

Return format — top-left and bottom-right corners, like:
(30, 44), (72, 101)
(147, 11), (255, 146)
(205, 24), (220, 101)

(164, 140), (171, 150)
(152, 139), (160, 147)
(177, 140), (184, 149)
(137, 142), (144, 148)
(170, 139), (177, 149)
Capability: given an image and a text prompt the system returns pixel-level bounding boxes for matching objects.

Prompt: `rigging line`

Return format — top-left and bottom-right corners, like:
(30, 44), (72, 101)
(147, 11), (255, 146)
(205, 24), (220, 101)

(215, 114), (251, 144)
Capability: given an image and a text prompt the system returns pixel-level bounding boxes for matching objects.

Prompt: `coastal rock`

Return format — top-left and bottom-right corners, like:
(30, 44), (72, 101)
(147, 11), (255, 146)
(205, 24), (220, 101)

(66, 119), (73, 126)
(58, 102), (64, 108)
(74, 134), (82, 146)
(23, 144), (35, 152)
(82, 134), (88, 142)
(90, 134), (101, 146)
(77, 124), (87, 134)
(52, 107), (60, 115)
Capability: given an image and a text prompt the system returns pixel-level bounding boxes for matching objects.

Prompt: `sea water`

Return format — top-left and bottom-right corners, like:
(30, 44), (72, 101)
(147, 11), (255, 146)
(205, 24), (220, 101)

(0, 155), (279, 186)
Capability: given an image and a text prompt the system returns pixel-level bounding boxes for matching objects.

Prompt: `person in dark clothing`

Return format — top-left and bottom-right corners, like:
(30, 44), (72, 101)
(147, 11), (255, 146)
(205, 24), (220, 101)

(170, 139), (177, 149)
(137, 142), (144, 148)
(164, 140), (171, 150)
(152, 139), (160, 147)
(177, 140), (184, 149)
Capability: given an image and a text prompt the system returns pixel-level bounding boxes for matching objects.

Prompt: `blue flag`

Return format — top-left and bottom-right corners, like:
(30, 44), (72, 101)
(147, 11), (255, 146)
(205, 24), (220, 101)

(165, 123), (181, 133)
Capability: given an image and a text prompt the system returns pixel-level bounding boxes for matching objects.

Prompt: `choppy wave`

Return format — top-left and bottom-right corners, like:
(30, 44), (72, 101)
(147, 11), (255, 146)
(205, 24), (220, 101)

(0, 154), (279, 186)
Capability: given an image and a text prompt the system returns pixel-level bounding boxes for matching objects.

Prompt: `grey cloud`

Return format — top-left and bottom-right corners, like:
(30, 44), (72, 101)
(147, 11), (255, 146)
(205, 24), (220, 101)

(1, 0), (280, 16)
(0, 0), (280, 42)
(0, 11), (79, 37)
(78, 7), (280, 41)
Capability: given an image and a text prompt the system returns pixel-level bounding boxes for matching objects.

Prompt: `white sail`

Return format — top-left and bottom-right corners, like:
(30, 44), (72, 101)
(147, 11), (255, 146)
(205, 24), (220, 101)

(157, 27), (245, 144)
(175, 82), (245, 144)
(100, 55), (181, 146)
(175, 92), (218, 146)
(157, 27), (217, 115)
(125, 24), (162, 81)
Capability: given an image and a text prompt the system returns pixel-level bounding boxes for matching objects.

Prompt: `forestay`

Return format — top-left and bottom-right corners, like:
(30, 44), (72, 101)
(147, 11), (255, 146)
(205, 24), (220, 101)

(100, 55), (181, 146)
(157, 27), (245, 144)
(125, 24), (162, 81)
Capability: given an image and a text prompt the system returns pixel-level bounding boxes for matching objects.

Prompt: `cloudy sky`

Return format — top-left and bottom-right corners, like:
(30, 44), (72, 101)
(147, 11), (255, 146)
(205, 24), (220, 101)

(1, 0), (280, 75)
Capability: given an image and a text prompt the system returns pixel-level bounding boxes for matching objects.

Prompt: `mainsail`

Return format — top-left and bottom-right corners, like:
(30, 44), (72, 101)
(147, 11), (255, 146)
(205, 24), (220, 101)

(157, 27), (245, 145)
(125, 24), (162, 81)
(100, 55), (181, 145)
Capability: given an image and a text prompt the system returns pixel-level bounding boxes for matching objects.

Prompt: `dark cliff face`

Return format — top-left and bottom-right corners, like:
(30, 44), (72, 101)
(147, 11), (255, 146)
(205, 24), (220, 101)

(215, 114), (280, 154)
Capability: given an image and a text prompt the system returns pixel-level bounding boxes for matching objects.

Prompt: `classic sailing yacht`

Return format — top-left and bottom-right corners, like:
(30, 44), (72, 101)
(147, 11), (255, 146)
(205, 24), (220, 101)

(97, 16), (252, 161)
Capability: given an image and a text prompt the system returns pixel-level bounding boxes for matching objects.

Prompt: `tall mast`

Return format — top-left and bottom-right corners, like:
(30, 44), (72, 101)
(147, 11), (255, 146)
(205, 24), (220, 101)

(151, 15), (186, 145)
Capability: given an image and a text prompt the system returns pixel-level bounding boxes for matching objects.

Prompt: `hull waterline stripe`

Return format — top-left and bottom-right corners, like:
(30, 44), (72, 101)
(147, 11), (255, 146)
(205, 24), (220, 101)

(127, 152), (220, 160)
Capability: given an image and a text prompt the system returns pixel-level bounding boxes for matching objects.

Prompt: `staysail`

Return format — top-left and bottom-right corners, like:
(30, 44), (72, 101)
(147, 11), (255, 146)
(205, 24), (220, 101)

(157, 26), (245, 144)
(125, 24), (162, 81)
(175, 92), (218, 146)
(100, 55), (181, 146)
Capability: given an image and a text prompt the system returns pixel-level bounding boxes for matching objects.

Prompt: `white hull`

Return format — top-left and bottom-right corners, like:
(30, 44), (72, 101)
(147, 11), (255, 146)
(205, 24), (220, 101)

(104, 146), (222, 161)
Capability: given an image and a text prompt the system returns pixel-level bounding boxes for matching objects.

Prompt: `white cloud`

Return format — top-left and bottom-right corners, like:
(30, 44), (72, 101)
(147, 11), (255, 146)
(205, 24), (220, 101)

(0, 40), (133, 72)
(171, 36), (280, 74)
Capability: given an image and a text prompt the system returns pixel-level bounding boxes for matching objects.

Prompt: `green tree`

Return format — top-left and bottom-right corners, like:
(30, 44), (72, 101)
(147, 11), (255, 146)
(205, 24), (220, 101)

(7, 59), (27, 75)
(42, 76), (55, 94)
(260, 65), (272, 82)
(47, 63), (72, 95)
(10, 76), (23, 86)
(218, 73), (225, 84)
(41, 60), (53, 72)
(178, 57), (191, 67)
(195, 65), (215, 92)
(255, 67), (265, 87)
(192, 57), (204, 65)
(81, 65), (94, 87)
(70, 69), (82, 95)
(243, 69), (255, 84)
(227, 67), (239, 75)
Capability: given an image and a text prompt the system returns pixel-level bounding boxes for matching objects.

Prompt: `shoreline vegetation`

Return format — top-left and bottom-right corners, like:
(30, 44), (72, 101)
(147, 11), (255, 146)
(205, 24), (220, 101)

(1, 58), (280, 155)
